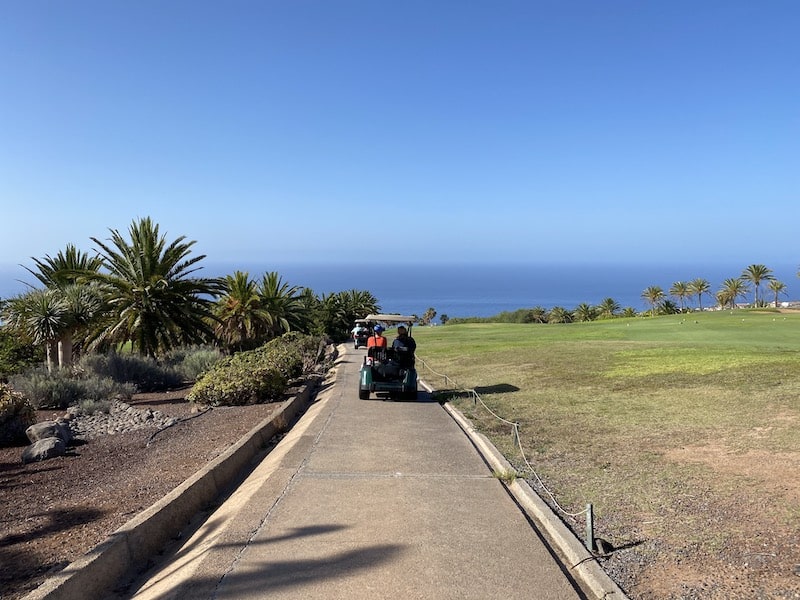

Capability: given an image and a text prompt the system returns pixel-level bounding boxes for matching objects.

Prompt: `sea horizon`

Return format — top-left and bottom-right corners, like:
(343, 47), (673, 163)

(1, 260), (797, 320)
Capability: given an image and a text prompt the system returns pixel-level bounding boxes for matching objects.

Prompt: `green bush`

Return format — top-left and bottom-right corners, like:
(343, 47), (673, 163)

(0, 326), (43, 379)
(0, 383), (36, 447)
(10, 368), (134, 409)
(188, 334), (324, 407)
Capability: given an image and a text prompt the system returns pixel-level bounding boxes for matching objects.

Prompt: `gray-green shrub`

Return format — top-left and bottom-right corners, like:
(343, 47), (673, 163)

(165, 345), (223, 381)
(10, 368), (134, 409)
(79, 353), (183, 392)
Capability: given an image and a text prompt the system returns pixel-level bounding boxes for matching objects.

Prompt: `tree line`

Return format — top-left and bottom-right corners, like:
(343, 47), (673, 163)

(0, 217), (379, 373)
(444, 264), (796, 325)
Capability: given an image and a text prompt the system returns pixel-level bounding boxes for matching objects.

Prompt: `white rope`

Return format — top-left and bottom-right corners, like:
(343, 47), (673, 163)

(417, 356), (589, 520)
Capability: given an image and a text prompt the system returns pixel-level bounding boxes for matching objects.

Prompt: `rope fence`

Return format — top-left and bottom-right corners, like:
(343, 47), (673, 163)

(416, 355), (596, 548)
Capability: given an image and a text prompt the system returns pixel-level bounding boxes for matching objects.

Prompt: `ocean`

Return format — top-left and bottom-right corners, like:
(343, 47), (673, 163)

(2, 261), (797, 320)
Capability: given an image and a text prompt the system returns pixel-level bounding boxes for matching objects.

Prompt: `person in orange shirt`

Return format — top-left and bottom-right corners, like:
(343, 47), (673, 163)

(366, 324), (387, 348)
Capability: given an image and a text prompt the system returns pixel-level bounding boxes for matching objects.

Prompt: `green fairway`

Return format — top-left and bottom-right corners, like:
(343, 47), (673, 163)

(412, 310), (800, 596)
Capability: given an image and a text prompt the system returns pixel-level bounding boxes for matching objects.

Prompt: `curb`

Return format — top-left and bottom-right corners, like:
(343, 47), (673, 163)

(418, 379), (628, 600)
(23, 378), (321, 600)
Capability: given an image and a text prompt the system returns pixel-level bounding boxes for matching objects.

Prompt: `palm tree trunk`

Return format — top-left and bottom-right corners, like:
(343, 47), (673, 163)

(58, 336), (73, 369)
(46, 340), (58, 373)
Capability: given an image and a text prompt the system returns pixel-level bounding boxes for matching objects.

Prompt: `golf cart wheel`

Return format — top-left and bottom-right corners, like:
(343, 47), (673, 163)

(358, 388), (370, 400)
(405, 390), (418, 400)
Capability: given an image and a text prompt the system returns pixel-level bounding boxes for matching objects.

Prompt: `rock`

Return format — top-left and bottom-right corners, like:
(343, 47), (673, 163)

(22, 437), (67, 463)
(26, 421), (72, 445)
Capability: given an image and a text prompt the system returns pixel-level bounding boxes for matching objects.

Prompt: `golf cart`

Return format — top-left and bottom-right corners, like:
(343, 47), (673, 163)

(358, 314), (418, 400)
(352, 319), (371, 348)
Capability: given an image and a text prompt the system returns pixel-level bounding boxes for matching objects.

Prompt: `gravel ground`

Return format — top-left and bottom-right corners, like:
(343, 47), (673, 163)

(0, 388), (283, 600)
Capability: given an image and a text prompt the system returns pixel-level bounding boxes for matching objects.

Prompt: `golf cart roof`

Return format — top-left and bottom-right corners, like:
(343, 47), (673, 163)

(365, 314), (416, 324)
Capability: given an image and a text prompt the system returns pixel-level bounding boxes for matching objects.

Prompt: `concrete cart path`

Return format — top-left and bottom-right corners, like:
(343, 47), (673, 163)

(126, 347), (584, 600)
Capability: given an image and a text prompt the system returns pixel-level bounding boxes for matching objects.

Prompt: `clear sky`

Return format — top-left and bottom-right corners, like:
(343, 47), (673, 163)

(1, 1), (798, 271)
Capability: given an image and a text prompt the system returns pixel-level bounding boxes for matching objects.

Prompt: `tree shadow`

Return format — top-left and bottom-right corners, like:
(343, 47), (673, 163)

(474, 384), (520, 394)
(0, 504), (107, 598)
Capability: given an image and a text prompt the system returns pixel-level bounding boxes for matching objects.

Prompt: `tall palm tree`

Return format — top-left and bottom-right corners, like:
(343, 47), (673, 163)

(258, 271), (308, 338)
(85, 217), (222, 357)
(768, 280), (788, 308)
(669, 281), (691, 312)
(214, 271), (270, 352)
(688, 278), (711, 311)
(718, 278), (750, 309)
(597, 297), (620, 319)
(740, 264), (773, 307)
(641, 286), (665, 317)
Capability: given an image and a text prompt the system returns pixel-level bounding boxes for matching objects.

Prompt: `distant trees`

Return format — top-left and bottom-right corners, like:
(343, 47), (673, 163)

(717, 278), (750, 309)
(420, 307), (437, 326)
(688, 278), (711, 311)
(597, 298), (620, 319)
(768, 280), (788, 307)
(741, 264), (773, 307)
(641, 286), (665, 317)
(669, 281), (691, 312)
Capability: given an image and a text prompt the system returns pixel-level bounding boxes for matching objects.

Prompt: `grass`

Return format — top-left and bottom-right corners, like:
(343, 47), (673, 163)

(412, 310), (800, 583)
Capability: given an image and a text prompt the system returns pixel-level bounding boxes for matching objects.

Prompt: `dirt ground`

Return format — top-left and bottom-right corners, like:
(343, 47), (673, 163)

(0, 389), (283, 600)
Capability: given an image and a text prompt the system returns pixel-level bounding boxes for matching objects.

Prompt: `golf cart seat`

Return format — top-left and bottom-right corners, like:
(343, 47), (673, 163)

(367, 346), (388, 363)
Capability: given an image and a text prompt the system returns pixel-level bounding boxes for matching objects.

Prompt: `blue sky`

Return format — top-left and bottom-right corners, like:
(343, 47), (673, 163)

(1, 1), (798, 276)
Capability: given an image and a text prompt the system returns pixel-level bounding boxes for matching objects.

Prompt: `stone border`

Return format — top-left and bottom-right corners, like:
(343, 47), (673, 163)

(23, 377), (321, 600)
(418, 379), (629, 600)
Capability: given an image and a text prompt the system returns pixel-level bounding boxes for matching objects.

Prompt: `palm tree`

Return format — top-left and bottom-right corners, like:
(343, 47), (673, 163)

(1, 289), (66, 371)
(85, 217), (222, 357)
(688, 278), (711, 311)
(597, 297), (620, 319)
(669, 281), (691, 312)
(768, 280), (788, 308)
(718, 277), (750, 309)
(641, 286), (665, 317)
(24, 244), (104, 288)
(621, 307), (638, 318)
(573, 303), (597, 322)
(17, 244), (105, 368)
(525, 306), (548, 324)
(548, 306), (573, 324)
(258, 271), (309, 338)
(214, 271), (270, 352)
(740, 264), (773, 307)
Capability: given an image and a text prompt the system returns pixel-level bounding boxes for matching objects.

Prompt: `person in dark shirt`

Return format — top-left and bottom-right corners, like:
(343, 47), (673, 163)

(392, 325), (416, 367)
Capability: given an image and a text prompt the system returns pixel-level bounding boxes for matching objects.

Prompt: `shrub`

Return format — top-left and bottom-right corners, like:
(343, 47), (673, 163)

(164, 345), (223, 381)
(79, 353), (183, 392)
(188, 334), (325, 407)
(0, 327), (43, 379)
(9, 368), (134, 409)
(77, 398), (112, 415)
(0, 383), (36, 447)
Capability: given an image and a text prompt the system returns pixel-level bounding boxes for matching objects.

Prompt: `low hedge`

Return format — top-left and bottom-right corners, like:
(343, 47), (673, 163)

(187, 333), (324, 407)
